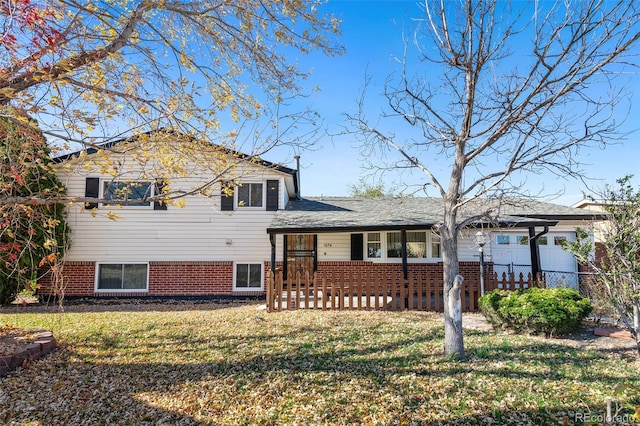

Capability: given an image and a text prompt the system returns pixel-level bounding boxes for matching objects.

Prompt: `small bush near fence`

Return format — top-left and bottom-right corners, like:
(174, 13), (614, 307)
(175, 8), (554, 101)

(479, 287), (592, 336)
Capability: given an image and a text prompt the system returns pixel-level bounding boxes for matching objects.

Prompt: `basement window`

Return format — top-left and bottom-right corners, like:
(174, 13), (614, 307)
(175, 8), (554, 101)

(96, 263), (148, 291)
(234, 263), (263, 290)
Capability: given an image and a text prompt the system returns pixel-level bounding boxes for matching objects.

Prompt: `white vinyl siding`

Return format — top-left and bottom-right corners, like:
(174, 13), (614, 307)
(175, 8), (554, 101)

(316, 233), (351, 261)
(58, 160), (291, 264)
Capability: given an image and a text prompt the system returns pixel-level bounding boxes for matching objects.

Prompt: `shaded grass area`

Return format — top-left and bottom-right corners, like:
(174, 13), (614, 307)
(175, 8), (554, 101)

(1, 302), (638, 425)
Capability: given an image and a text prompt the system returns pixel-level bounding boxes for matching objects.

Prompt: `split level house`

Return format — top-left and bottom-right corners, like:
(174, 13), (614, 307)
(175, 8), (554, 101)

(40, 132), (604, 304)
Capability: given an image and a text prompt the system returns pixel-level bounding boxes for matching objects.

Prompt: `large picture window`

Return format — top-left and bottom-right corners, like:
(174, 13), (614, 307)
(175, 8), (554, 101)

(235, 263), (263, 290)
(97, 264), (148, 291)
(237, 183), (263, 208)
(104, 181), (152, 206)
(386, 232), (428, 258)
(387, 232), (403, 258)
(406, 232), (427, 258)
(365, 231), (440, 260)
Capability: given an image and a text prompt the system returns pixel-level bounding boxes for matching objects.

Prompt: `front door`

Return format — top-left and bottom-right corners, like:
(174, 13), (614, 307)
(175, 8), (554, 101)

(285, 234), (316, 281)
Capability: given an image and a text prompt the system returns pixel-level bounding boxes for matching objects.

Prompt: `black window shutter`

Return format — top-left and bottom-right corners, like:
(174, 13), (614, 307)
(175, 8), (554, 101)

(351, 233), (364, 261)
(221, 182), (234, 211)
(153, 180), (167, 210)
(266, 180), (279, 211)
(84, 177), (99, 209)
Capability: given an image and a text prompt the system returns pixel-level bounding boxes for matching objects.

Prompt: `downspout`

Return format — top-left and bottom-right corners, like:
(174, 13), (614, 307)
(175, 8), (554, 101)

(528, 226), (549, 282)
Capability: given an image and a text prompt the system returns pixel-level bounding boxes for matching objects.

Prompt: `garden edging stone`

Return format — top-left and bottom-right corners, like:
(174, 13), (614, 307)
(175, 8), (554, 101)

(0, 331), (56, 377)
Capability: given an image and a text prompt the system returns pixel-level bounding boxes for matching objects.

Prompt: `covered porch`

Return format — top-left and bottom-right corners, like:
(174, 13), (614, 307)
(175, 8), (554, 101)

(264, 197), (601, 313)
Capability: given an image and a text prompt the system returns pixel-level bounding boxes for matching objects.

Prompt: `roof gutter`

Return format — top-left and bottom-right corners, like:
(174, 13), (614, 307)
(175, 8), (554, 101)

(266, 219), (558, 235)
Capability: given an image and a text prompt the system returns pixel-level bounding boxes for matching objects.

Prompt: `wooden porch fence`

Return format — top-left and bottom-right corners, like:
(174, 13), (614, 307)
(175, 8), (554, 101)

(266, 270), (542, 313)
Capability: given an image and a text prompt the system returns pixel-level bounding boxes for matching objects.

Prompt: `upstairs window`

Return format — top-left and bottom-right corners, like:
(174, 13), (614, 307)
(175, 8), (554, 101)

(104, 181), (152, 207)
(237, 183), (263, 208)
(84, 178), (165, 210)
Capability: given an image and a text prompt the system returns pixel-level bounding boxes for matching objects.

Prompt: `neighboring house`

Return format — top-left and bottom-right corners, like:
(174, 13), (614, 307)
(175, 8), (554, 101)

(572, 197), (612, 266)
(39, 134), (604, 298)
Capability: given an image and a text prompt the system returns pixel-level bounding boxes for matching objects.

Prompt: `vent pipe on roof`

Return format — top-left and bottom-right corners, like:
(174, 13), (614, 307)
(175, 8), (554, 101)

(294, 155), (301, 200)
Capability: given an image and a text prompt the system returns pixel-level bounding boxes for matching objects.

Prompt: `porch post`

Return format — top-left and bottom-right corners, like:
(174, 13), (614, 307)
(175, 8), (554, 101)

(401, 230), (408, 280)
(313, 234), (318, 272)
(283, 234), (288, 280)
(269, 233), (276, 274)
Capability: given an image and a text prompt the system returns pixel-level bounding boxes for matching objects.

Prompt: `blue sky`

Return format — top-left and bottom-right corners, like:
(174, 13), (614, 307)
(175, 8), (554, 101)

(260, 0), (640, 205)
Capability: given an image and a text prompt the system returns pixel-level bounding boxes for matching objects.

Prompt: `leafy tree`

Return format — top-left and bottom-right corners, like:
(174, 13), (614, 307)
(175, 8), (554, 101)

(563, 176), (640, 352)
(0, 112), (68, 305)
(347, 0), (640, 357)
(0, 0), (342, 284)
(348, 178), (399, 198)
(0, 0), (343, 203)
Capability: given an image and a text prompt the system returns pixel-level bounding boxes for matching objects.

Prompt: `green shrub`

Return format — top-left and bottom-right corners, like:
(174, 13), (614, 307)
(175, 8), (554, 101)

(479, 287), (592, 336)
(478, 289), (509, 327)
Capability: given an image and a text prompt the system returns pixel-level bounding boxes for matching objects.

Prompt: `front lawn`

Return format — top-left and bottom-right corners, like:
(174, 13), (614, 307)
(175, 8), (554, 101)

(1, 301), (638, 425)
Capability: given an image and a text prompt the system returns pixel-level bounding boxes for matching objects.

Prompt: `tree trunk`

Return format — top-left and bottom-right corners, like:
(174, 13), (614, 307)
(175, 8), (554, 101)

(442, 196), (464, 358)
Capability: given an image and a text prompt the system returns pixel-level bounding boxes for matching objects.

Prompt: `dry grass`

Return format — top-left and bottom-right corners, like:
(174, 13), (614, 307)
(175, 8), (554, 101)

(1, 301), (638, 425)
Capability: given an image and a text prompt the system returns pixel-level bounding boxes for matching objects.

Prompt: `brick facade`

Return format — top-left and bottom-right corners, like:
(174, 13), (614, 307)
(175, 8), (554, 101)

(39, 260), (485, 298)
(148, 261), (234, 295)
(315, 261), (483, 278)
(39, 261), (244, 297)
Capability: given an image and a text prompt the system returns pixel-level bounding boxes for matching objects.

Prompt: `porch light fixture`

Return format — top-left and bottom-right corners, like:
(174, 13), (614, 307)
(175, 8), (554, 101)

(475, 231), (487, 297)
